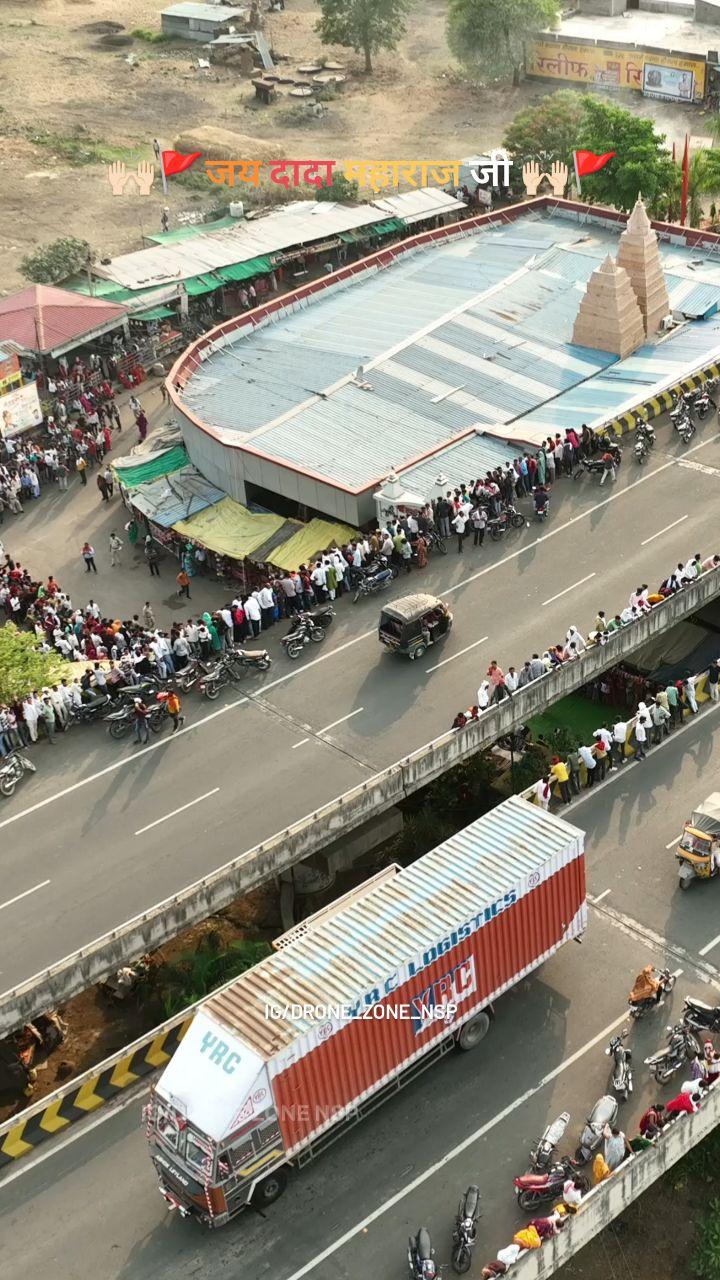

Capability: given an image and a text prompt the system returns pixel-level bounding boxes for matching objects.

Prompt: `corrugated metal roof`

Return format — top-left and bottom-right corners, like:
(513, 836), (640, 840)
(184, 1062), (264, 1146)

(129, 465), (225, 527)
(204, 796), (584, 1056)
(162, 3), (246, 19)
(371, 186), (467, 224)
(398, 432), (520, 495)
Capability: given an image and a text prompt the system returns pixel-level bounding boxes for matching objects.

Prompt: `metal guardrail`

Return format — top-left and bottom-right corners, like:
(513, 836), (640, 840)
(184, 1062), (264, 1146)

(2, 570), (719, 1036)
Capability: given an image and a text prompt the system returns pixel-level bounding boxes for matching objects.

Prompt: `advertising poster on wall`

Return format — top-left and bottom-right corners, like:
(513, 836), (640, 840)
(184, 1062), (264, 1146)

(643, 63), (695, 102)
(0, 381), (43, 437)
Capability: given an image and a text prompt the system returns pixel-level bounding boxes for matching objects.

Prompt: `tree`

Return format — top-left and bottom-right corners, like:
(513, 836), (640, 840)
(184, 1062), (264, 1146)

(0, 624), (70, 703)
(316, 172), (360, 203)
(20, 237), (95, 285)
(578, 97), (676, 213)
(447, 0), (560, 87)
(685, 149), (720, 228)
(315, 0), (412, 74)
(503, 89), (584, 167)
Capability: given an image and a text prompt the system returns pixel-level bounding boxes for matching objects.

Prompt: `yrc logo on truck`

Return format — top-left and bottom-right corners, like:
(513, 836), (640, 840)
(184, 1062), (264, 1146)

(199, 1031), (242, 1075)
(410, 955), (477, 1036)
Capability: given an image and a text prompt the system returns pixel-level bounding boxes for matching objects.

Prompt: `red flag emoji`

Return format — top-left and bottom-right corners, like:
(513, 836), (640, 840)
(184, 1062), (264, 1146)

(161, 150), (202, 177)
(574, 150), (616, 178)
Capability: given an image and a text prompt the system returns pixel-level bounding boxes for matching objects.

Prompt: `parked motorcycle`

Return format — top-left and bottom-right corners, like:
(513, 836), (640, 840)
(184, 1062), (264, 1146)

(175, 657), (215, 693)
(282, 613), (328, 657)
(606, 1029), (633, 1102)
(408, 1227), (437, 1280)
(0, 751), (37, 797)
(674, 413), (696, 444)
(628, 967), (676, 1019)
(573, 442), (622, 479)
(68, 692), (111, 724)
(514, 1157), (582, 1211)
(529, 1110), (570, 1171)
(231, 647), (272, 672)
(689, 384), (717, 419)
(352, 567), (394, 604)
(451, 1186), (481, 1274)
(644, 1022), (701, 1085)
(305, 603), (337, 627)
(575, 1094), (618, 1163)
(487, 505), (525, 541)
(105, 699), (168, 737)
(683, 996), (720, 1035)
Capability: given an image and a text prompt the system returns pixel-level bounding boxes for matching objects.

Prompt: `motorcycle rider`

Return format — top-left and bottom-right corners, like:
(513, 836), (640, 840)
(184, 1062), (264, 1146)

(628, 964), (664, 1010)
(533, 483), (549, 516)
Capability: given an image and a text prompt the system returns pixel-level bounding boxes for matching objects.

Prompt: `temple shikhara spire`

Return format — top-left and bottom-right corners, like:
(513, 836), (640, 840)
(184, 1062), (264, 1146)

(616, 193), (671, 338)
(572, 253), (646, 358)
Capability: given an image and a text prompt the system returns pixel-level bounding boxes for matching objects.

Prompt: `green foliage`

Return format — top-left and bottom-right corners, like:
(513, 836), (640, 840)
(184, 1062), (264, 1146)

(21, 237), (95, 285)
(315, 0), (413, 74)
(677, 1126), (720, 1184)
(503, 89), (585, 166)
(502, 90), (678, 212)
(508, 745), (547, 793)
(131, 27), (169, 43)
(316, 171), (360, 202)
(157, 935), (271, 1017)
(0, 624), (70, 702)
(686, 149), (720, 228)
(692, 1199), (720, 1279)
(447, 0), (560, 85)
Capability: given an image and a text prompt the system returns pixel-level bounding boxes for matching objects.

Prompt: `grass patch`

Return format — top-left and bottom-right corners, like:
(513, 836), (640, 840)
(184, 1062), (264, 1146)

(528, 692), (628, 746)
(23, 125), (147, 167)
(131, 28), (169, 43)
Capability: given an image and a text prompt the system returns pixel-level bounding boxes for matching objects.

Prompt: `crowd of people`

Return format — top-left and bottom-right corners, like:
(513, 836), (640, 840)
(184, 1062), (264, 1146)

(451, 550), (720, 734)
(480, 1031), (720, 1275)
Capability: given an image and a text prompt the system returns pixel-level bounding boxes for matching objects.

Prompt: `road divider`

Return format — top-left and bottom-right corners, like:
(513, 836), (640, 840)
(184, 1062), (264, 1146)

(2, 571), (719, 1036)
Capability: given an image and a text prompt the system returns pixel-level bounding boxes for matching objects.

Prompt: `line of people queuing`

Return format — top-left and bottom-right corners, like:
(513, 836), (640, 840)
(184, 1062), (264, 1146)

(480, 1037), (720, 1275)
(451, 551), (720, 731)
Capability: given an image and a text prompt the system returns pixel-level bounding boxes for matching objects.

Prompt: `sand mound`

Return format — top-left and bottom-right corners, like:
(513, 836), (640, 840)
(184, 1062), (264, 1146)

(174, 128), (284, 163)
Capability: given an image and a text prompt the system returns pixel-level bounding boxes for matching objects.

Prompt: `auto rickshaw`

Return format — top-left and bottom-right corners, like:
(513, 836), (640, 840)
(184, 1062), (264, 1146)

(675, 793), (720, 889)
(378, 593), (452, 660)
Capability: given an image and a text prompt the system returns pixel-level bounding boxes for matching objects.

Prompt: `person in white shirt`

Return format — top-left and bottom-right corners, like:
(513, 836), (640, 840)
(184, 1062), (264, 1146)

(68, 680), (84, 709)
(634, 716), (648, 760)
(566, 625), (585, 652)
(87, 599), (101, 621)
(476, 680), (490, 710)
(185, 619), (200, 654)
(257, 585), (275, 630)
(612, 718), (628, 766)
(579, 743), (596, 786)
(310, 561), (327, 602)
(534, 776), (551, 810)
(594, 725), (613, 770)
(23, 695), (39, 743)
(452, 510), (467, 553)
(684, 674), (698, 713)
(504, 667), (519, 694)
(172, 632), (191, 669)
(243, 594), (261, 637)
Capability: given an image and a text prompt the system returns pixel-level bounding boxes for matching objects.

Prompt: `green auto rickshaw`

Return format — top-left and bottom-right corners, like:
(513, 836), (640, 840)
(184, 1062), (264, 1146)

(378, 593), (452, 660)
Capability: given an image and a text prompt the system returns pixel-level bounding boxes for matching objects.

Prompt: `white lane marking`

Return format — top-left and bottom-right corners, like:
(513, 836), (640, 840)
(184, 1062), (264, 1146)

(426, 636), (488, 673)
(541, 573), (596, 608)
(318, 708), (364, 735)
(0, 880), (50, 912)
(134, 788), (220, 837)
(593, 888), (612, 902)
(0, 448), (707, 834)
(291, 738), (310, 749)
(673, 969), (684, 978)
(699, 932), (720, 957)
(640, 513), (688, 546)
(281, 1012), (628, 1280)
(665, 836), (681, 849)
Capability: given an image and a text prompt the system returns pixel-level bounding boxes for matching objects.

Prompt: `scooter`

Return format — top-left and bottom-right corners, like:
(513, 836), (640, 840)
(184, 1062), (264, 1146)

(408, 1227), (437, 1280)
(451, 1186), (481, 1274)
(514, 1157), (582, 1211)
(575, 1094), (618, 1163)
(529, 1110), (570, 1171)
(606, 1029), (633, 1102)
(644, 1022), (701, 1085)
(628, 967), (676, 1019)
(0, 751), (37, 798)
(674, 414), (695, 444)
(689, 386), (717, 419)
(683, 996), (720, 1035)
(352, 567), (394, 603)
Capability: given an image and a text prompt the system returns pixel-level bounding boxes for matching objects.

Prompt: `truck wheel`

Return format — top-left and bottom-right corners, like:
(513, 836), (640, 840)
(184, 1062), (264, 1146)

(252, 1168), (288, 1207)
(456, 1011), (490, 1051)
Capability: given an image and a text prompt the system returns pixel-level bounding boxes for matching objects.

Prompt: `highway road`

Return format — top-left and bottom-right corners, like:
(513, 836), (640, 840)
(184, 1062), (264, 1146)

(2, 420), (720, 992)
(3, 717), (720, 1280)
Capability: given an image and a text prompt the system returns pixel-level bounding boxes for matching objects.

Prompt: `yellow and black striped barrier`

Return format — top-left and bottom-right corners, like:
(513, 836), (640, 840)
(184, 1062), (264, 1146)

(0, 1014), (193, 1169)
(605, 361), (720, 439)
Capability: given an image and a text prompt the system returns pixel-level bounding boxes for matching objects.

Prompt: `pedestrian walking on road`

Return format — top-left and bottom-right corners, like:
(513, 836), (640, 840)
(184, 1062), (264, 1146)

(109, 532), (123, 567)
(176, 568), (191, 599)
(97, 472), (110, 502)
(708, 660), (720, 703)
(599, 449), (618, 485)
(129, 394), (143, 417)
(166, 689), (185, 732)
(142, 601), (156, 630)
(132, 698), (150, 745)
(452, 508), (467, 552)
(76, 456), (88, 486)
(145, 537), (160, 577)
(81, 541), (97, 573)
(136, 411), (149, 443)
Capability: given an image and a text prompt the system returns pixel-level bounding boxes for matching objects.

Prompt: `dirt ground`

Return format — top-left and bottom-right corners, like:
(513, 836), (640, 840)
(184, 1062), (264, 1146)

(0, 0), (706, 292)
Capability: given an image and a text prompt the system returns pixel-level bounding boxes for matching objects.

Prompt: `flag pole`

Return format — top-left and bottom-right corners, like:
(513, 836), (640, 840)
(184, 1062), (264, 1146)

(153, 138), (168, 197)
(573, 151), (582, 197)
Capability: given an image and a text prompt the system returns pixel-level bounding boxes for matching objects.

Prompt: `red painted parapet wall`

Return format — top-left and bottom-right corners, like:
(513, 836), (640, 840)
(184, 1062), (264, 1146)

(168, 196), (720, 433)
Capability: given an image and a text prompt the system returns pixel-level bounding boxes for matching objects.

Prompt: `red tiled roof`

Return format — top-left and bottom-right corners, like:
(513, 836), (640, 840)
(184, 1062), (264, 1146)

(0, 284), (127, 355)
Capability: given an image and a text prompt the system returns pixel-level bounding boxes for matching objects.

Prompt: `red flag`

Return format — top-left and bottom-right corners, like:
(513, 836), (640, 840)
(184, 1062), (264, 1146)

(574, 150), (616, 178)
(161, 150), (202, 177)
(680, 134), (689, 226)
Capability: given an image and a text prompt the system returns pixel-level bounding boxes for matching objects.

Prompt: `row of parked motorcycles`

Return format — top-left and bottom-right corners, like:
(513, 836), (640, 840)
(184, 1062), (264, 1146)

(669, 380), (717, 443)
(407, 979), (720, 1273)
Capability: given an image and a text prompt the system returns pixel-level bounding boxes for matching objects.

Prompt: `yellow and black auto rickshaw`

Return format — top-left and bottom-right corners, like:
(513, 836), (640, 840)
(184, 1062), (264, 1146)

(675, 793), (720, 889)
(378, 593), (453, 660)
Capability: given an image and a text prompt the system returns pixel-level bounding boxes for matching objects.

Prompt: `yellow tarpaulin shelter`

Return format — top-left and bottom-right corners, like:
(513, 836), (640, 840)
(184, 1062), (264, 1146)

(172, 498), (287, 560)
(268, 518), (359, 572)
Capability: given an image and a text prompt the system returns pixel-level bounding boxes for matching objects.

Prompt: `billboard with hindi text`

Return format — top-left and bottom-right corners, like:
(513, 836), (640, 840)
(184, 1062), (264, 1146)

(525, 38), (705, 101)
(0, 382), (43, 437)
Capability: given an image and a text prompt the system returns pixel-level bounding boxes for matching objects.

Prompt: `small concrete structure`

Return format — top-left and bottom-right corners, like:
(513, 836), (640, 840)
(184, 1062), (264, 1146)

(579, 0), (626, 12)
(617, 195), (671, 337)
(161, 2), (247, 42)
(696, 0), (720, 24)
(572, 254), (646, 357)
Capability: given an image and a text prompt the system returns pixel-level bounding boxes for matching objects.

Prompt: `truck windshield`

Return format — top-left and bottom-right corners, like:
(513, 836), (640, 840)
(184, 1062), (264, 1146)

(185, 1132), (214, 1177)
